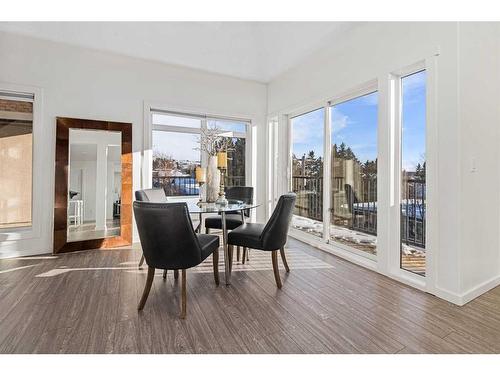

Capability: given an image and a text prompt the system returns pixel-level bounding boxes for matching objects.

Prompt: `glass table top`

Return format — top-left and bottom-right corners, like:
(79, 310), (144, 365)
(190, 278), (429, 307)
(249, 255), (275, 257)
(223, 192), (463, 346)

(186, 200), (260, 214)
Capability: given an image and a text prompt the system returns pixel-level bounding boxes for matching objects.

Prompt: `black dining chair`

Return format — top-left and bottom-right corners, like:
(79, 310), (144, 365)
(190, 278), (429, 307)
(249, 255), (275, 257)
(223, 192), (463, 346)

(205, 186), (253, 262)
(133, 201), (220, 318)
(135, 188), (169, 270)
(135, 188), (169, 203)
(227, 193), (296, 288)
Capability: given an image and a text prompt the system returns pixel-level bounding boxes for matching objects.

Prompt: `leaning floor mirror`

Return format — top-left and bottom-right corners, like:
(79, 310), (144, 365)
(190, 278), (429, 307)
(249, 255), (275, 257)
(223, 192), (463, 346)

(53, 117), (132, 253)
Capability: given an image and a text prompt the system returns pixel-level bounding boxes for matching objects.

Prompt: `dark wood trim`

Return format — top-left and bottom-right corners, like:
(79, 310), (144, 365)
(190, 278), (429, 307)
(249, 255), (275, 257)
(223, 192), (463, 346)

(53, 117), (133, 254)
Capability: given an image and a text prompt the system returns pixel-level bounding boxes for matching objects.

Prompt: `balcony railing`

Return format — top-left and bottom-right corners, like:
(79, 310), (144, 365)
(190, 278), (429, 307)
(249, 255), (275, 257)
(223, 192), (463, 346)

(152, 175), (246, 197)
(401, 179), (426, 249)
(153, 176), (199, 196)
(225, 175), (246, 187)
(291, 176), (323, 221)
(291, 175), (426, 248)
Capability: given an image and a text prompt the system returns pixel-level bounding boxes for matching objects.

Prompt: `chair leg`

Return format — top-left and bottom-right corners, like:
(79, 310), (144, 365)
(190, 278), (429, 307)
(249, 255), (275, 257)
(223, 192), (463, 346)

(228, 245), (234, 273)
(242, 247), (247, 264)
(213, 249), (220, 286)
(180, 269), (187, 319)
(138, 266), (155, 310)
(271, 250), (282, 289)
(163, 269), (168, 280)
(138, 254), (145, 269)
(237, 246), (240, 262)
(174, 269), (179, 280)
(247, 248), (250, 261)
(205, 228), (209, 234)
(280, 246), (290, 273)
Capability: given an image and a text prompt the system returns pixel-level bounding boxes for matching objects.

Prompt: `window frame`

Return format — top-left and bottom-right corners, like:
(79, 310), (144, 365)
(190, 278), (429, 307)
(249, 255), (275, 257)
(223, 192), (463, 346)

(145, 106), (251, 200)
(266, 116), (279, 219)
(0, 82), (43, 242)
(389, 60), (434, 286)
(399, 68), (427, 276)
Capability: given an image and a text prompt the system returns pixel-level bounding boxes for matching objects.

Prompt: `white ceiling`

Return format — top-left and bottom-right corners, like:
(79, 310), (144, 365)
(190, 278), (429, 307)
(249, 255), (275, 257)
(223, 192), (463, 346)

(0, 22), (357, 82)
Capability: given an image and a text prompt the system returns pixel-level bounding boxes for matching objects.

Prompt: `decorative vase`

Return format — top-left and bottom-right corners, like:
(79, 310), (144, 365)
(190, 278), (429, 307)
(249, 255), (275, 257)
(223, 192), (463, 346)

(205, 155), (220, 203)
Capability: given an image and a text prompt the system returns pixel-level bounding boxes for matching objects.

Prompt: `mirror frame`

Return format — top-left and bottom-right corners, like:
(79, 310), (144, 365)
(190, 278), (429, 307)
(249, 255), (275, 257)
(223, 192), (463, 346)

(53, 117), (132, 253)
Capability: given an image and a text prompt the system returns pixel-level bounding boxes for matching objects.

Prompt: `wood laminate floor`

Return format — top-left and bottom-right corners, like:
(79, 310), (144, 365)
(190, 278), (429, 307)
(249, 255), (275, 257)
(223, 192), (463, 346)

(1, 238), (500, 354)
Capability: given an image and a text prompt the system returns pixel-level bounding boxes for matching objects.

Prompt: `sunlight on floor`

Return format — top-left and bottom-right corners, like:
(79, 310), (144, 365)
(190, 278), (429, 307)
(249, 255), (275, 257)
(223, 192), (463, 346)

(34, 247), (333, 277)
(0, 264), (38, 274)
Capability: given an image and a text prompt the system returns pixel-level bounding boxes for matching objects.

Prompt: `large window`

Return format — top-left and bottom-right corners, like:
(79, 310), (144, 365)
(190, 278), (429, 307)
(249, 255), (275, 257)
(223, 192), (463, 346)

(0, 92), (34, 229)
(283, 66), (429, 287)
(400, 70), (426, 276)
(290, 108), (324, 238)
(151, 111), (248, 197)
(330, 92), (378, 256)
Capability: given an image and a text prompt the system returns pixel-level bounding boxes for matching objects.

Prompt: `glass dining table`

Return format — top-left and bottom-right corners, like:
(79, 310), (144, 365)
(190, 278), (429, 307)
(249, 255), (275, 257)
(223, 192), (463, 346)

(186, 200), (260, 285)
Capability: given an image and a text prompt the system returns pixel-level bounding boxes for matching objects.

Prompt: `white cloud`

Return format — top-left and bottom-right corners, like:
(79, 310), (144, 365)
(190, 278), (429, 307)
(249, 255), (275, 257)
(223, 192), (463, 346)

(291, 109), (324, 148)
(331, 107), (351, 135)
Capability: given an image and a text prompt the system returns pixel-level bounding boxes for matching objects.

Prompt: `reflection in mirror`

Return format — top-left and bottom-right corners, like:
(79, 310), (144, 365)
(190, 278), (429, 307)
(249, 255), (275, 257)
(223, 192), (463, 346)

(67, 129), (121, 242)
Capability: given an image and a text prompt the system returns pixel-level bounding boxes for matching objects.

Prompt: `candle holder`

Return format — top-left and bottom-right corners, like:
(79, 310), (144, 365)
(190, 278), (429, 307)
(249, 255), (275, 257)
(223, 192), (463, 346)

(215, 167), (228, 206)
(195, 166), (207, 203)
(198, 181), (205, 203)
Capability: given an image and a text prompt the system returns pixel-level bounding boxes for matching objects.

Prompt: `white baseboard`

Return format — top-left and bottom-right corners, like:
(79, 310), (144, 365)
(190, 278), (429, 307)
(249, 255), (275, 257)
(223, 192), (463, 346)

(433, 275), (500, 306)
(459, 275), (500, 305)
(433, 287), (464, 305)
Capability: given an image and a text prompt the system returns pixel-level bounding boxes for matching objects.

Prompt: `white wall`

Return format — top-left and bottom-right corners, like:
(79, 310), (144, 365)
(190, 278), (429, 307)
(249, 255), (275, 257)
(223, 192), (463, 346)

(267, 22), (500, 304)
(0, 31), (267, 258)
(458, 23), (500, 300)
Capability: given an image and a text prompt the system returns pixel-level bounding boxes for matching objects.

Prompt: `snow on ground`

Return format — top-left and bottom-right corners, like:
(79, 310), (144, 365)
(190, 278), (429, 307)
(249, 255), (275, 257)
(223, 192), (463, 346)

(292, 215), (425, 257)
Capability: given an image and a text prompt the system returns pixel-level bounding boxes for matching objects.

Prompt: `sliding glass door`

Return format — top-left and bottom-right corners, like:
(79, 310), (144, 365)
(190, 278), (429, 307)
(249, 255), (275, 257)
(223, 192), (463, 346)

(289, 68), (427, 282)
(290, 108), (325, 238)
(400, 70), (427, 275)
(284, 66), (430, 286)
(330, 92), (378, 256)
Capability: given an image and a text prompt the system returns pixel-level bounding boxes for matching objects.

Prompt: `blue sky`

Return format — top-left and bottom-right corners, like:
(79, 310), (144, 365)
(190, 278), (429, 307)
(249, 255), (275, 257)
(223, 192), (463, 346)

(402, 70), (426, 171)
(291, 108), (325, 158)
(331, 91), (378, 163)
(292, 70), (426, 172)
